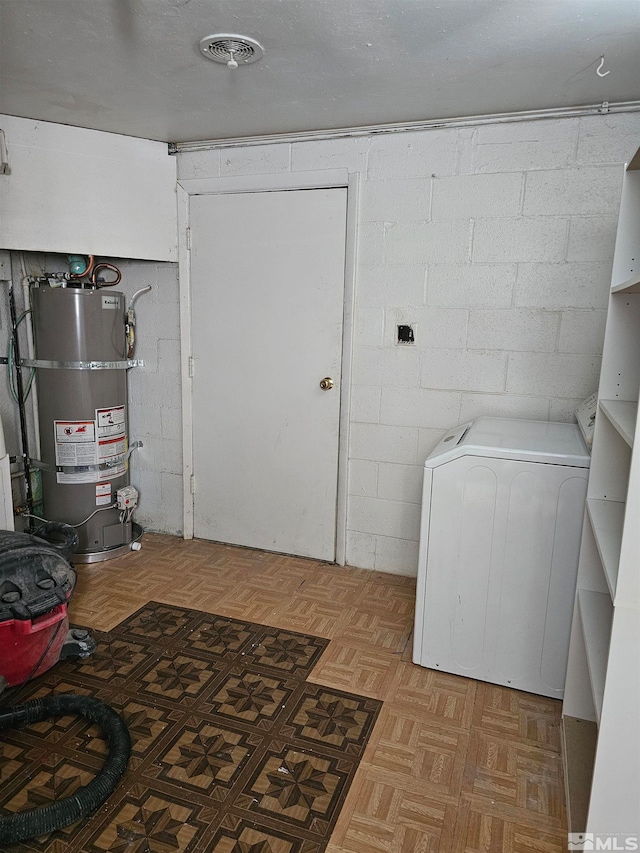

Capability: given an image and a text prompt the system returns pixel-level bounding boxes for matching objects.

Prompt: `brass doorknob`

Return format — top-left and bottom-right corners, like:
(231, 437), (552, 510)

(319, 377), (334, 390)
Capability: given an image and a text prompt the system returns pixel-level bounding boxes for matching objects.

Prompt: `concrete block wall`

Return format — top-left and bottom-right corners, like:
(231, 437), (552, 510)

(2, 112), (638, 570)
(179, 111), (640, 576)
(116, 260), (182, 534)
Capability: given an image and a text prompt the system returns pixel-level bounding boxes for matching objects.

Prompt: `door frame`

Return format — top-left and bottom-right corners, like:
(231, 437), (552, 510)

(177, 169), (359, 565)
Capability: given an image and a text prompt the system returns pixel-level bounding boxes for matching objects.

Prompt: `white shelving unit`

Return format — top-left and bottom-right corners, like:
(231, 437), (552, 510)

(577, 590), (612, 721)
(598, 400), (636, 447)
(562, 148), (640, 836)
(585, 499), (625, 596)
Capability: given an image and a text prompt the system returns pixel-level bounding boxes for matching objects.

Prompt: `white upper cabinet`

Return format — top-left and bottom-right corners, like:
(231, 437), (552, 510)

(0, 115), (177, 261)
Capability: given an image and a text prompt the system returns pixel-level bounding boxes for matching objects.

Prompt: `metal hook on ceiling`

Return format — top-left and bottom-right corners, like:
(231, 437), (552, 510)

(596, 56), (610, 78)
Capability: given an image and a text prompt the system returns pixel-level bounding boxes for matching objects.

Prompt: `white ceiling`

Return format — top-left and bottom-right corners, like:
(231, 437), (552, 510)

(1, 0), (639, 144)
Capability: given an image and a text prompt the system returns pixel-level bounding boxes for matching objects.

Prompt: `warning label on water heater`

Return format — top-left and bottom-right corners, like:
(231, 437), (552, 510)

(54, 420), (99, 483)
(54, 407), (128, 484)
(54, 421), (97, 466)
(96, 406), (127, 479)
(96, 483), (112, 506)
(97, 406), (125, 437)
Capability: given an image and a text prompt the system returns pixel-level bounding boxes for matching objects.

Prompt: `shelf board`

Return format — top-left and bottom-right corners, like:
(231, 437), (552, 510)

(562, 716), (597, 833)
(578, 589), (613, 722)
(611, 274), (640, 294)
(586, 499), (625, 598)
(599, 399), (637, 447)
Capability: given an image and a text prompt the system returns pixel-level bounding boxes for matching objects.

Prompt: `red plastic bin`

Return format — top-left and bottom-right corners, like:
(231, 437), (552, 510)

(0, 603), (69, 688)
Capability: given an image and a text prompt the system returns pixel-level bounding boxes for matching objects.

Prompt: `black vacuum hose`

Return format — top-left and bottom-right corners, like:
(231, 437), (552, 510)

(0, 695), (131, 844)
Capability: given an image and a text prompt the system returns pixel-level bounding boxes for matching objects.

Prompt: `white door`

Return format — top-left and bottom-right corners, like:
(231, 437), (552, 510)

(189, 188), (347, 561)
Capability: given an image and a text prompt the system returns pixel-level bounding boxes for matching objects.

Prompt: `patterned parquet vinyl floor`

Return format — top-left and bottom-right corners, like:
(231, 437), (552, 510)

(2, 534), (568, 852)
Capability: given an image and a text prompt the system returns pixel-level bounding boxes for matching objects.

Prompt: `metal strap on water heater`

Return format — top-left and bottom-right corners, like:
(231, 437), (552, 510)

(22, 359), (144, 370)
(55, 441), (143, 472)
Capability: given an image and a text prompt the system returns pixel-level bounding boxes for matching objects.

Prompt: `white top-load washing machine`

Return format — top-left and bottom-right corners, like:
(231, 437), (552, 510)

(413, 417), (590, 699)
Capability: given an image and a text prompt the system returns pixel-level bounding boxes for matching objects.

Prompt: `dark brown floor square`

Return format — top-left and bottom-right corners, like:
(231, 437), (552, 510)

(280, 685), (381, 756)
(185, 616), (255, 660)
(81, 783), (217, 853)
(242, 628), (329, 677)
(209, 817), (324, 853)
(201, 667), (300, 730)
(110, 602), (200, 644)
(146, 718), (263, 799)
(237, 743), (354, 835)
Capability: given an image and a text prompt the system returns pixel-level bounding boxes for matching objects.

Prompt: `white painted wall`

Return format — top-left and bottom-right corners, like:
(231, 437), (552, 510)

(179, 112), (640, 575)
(0, 115), (177, 261)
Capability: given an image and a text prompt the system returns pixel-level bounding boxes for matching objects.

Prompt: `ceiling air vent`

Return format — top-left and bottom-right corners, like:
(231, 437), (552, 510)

(198, 34), (264, 68)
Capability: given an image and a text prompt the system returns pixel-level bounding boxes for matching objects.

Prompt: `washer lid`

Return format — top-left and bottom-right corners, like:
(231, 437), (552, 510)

(425, 417), (590, 468)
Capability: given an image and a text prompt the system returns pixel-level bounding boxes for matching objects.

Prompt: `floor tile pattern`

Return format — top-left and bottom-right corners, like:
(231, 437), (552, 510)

(1, 533), (569, 851)
(2, 602), (381, 853)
